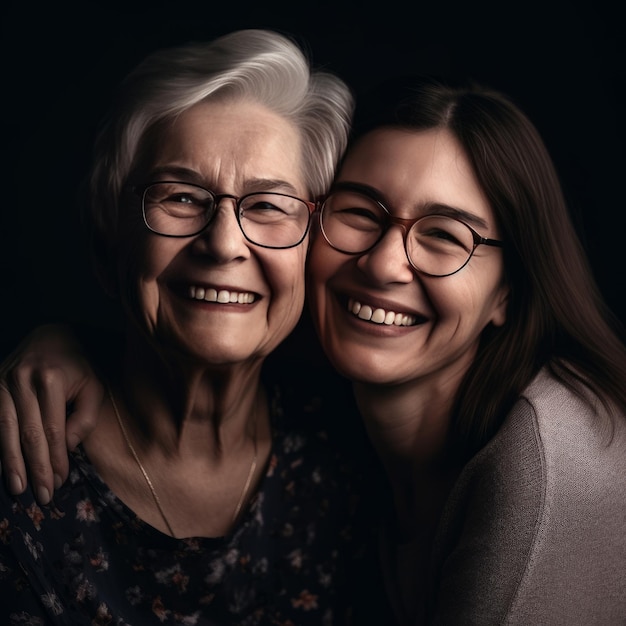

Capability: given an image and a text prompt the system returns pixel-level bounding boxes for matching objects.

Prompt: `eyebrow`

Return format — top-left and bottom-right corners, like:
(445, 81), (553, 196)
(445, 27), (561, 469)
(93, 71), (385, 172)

(424, 203), (490, 230)
(333, 181), (490, 230)
(147, 166), (302, 196)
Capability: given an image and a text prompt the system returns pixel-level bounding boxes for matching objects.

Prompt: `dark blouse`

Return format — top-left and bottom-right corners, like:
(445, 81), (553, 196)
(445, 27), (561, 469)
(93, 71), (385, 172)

(0, 377), (382, 625)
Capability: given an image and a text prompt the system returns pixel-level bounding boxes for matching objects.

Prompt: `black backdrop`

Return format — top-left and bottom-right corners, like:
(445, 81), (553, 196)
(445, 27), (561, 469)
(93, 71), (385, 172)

(2, 0), (625, 354)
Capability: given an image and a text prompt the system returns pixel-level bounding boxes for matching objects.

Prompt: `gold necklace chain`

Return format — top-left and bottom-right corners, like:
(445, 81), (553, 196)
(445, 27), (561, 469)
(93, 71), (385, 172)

(107, 385), (258, 538)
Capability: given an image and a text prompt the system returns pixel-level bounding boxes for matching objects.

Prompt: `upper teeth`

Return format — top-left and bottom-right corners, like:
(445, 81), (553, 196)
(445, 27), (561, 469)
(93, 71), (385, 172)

(348, 298), (416, 326)
(189, 286), (255, 304)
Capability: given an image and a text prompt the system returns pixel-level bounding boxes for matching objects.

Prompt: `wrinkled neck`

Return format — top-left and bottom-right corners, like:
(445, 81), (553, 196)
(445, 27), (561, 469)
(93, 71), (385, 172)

(108, 328), (265, 458)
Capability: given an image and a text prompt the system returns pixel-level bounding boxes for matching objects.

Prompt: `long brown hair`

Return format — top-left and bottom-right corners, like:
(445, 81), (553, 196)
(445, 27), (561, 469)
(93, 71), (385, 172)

(351, 76), (626, 459)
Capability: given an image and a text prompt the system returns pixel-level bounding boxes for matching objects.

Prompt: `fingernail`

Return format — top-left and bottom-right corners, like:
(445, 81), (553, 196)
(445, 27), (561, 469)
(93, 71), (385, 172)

(8, 473), (23, 495)
(53, 474), (63, 490)
(36, 486), (51, 505)
(67, 434), (80, 451)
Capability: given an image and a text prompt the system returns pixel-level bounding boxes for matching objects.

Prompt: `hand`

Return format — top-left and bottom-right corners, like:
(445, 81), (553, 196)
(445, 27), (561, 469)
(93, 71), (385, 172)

(0, 324), (103, 504)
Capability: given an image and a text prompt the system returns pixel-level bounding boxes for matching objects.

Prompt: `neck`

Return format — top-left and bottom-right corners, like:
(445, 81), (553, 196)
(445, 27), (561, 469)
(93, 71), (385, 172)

(82, 330), (271, 538)
(114, 330), (266, 458)
(352, 378), (459, 539)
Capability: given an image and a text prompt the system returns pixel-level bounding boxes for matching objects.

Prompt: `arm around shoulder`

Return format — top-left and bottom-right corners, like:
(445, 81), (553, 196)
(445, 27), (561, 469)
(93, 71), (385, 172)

(0, 323), (112, 503)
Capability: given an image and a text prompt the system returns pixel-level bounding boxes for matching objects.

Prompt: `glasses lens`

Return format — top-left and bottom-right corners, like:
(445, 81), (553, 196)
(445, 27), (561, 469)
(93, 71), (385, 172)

(143, 182), (213, 236)
(407, 215), (474, 276)
(320, 190), (386, 253)
(239, 193), (311, 248)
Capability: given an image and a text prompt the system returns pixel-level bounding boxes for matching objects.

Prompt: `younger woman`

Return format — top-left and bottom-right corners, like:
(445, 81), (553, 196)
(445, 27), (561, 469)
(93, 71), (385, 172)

(306, 77), (626, 623)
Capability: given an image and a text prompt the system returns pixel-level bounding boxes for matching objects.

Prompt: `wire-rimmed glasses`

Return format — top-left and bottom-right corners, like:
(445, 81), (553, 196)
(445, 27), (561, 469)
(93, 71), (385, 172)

(137, 181), (316, 249)
(319, 183), (504, 277)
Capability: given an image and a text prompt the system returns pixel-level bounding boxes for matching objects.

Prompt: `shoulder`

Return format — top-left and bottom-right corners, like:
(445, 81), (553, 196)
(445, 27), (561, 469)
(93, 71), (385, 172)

(431, 367), (626, 622)
(466, 366), (626, 523)
(506, 366), (626, 477)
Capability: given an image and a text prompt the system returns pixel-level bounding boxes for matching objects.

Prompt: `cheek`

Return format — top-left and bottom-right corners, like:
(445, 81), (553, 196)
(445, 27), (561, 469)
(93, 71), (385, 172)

(266, 248), (307, 317)
(126, 234), (186, 280)
(116, 237), (181, 319)
(305, 241), (348, 338)
(306, 237), (337, 295)
(432, 273), (504, 330)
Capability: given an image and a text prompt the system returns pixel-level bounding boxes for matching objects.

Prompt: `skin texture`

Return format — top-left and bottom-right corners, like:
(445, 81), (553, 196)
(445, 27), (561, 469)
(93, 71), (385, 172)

(308, 127), (508, 394)
(119, 99), (308, 372)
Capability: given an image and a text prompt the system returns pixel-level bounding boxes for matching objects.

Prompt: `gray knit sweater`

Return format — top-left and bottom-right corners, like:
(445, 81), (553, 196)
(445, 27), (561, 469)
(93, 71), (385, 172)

(389, 368), (626, 624)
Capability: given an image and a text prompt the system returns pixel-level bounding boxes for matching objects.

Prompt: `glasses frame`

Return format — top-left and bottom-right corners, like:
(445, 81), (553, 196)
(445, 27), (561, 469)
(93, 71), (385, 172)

(319, 182), (504, 277)
(135, 181), (317, 250)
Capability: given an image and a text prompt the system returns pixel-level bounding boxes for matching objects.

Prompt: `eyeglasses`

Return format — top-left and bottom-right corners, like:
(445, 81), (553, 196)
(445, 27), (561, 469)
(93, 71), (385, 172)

(319, 184), (504, 277)
(137, 181), (316, 249)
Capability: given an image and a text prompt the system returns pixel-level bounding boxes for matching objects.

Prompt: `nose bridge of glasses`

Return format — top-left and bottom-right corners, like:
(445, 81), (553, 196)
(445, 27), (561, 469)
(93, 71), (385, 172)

(199, 193), (246, 240)
(374, 220), (413, 264)
(207, 194), (247, 235)
(383, 217), (412, 246)
(212, 193), (240, 211)
(388, 214), (419, 230)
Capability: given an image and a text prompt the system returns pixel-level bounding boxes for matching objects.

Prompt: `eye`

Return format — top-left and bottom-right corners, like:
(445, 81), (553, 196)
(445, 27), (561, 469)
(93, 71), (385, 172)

(157, 194), (203, 214)
(337, 206), (380, 220)
(240, 194), (307, 223)
(243, 200), (286, 214)
(325, 191), (386, 232)
(241, 201), (290, 225)
(168, 192), (198, 204)
(427, 227), (463, 244)
(145, 183), (213, 216)
(159, 192), (211, 218)
(414, 217), (473, 253)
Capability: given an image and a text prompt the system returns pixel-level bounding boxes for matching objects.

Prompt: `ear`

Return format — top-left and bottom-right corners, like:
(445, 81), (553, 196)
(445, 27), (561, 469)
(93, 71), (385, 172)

(490, 284), (510, 327)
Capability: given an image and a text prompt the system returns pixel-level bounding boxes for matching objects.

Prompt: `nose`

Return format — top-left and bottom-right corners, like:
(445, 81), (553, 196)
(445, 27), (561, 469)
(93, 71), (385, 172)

(356, 224), (415, 284)
(191, 197), (250, 262)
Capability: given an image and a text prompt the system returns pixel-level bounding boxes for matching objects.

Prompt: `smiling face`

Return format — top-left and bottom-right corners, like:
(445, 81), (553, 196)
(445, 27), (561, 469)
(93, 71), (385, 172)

(115, 99), (309, 366)
(307, 127), (509, 391)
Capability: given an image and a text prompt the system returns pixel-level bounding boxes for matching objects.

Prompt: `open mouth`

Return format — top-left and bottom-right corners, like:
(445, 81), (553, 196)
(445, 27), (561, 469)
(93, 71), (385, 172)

(347, 298), (423, 327)
(189, 285), (256, 304)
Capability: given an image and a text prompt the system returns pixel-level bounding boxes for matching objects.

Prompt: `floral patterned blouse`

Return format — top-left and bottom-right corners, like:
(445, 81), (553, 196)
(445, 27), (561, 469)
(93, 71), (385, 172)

(0, 377), (382, 625)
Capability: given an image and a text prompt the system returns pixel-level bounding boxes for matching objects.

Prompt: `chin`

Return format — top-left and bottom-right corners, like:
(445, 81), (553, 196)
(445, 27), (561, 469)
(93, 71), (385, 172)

(323, 345), (395, 386)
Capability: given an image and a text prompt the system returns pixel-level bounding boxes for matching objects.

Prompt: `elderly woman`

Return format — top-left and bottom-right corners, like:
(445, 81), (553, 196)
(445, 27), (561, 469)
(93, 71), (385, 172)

(0, 29), (382, 624)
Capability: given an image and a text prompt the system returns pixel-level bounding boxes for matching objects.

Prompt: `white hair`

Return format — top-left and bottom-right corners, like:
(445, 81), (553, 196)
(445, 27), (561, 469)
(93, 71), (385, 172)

(88, 29), (354, 241)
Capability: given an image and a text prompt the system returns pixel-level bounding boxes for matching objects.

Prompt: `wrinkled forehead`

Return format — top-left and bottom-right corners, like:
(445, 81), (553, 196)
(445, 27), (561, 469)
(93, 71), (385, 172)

(130, 99), (308, 196)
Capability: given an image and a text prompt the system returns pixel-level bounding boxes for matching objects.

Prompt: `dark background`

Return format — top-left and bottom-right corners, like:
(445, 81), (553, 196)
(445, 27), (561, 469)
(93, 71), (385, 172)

(2, 0), (625, 355)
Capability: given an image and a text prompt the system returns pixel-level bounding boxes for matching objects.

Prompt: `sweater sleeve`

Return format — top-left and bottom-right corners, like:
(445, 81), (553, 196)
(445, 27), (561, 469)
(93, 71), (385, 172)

(429, 372), (626, 625)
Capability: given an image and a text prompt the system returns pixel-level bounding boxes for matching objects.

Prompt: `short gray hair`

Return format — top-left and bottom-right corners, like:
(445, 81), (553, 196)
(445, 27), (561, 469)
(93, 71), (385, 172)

(88, 29), (354, 242)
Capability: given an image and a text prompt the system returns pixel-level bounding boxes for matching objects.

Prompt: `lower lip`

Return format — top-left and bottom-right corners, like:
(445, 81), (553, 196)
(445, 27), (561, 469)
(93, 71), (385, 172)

(189, 299), (255, 311)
